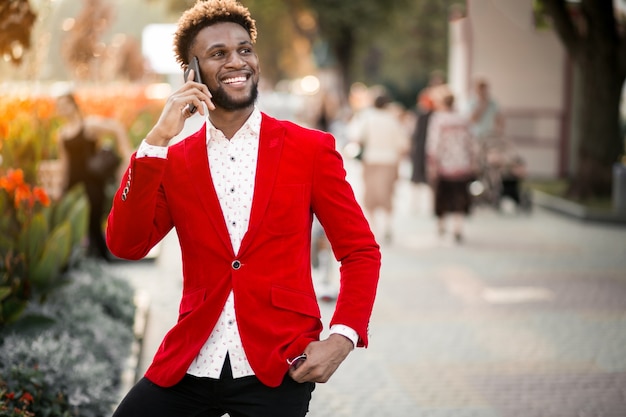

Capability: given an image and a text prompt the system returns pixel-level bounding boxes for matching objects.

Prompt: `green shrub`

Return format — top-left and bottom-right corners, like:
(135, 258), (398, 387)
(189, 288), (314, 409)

(0, 261), (136, 417)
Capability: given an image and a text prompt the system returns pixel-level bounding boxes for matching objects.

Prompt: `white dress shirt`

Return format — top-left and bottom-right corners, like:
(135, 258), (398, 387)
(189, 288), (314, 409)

(136, 108), (358, 379)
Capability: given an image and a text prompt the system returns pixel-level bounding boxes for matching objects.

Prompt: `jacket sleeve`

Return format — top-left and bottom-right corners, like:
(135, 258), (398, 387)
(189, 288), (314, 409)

(310, 133), (381, 347)
(106, 153), (174, 260)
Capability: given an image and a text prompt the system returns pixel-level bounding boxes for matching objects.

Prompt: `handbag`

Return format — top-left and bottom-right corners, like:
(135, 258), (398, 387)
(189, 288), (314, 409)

(87, 147), (121, 181)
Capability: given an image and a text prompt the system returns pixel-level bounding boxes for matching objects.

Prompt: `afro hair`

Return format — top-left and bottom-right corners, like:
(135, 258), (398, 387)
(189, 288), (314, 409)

(173, 0), (257, 67)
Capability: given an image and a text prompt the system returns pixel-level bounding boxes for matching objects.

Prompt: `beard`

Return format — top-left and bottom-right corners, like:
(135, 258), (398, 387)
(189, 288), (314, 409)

(209, 80), (259, 111)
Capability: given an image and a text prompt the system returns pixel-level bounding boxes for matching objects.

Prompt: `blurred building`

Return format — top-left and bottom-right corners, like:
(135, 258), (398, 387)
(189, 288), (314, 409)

(448, 0), (572, 179)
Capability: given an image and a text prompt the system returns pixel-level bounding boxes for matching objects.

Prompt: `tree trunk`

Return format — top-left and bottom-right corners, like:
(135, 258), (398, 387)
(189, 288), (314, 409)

(569, 43), (625, 200)
(542, 0), (626, 200)
(332, 26), (354, 96)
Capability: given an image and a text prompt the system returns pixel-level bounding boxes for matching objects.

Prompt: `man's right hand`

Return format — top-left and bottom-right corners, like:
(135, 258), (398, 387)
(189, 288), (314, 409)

(145, 70), (214, 147)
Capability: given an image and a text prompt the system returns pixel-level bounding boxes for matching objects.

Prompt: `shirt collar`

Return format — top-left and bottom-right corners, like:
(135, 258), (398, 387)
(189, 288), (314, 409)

(205, 107), (262, 145)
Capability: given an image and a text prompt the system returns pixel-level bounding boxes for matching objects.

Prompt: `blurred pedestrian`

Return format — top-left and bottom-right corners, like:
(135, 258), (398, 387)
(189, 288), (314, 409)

(417, 70), (445, 112)
(107, 1), (380, 416)
(468, 78), (504, 142)
(427, 91), (477, 243)
(347, 89), (410, 243)
(409, 91), (436, 213)
(56, 92), (131, 261)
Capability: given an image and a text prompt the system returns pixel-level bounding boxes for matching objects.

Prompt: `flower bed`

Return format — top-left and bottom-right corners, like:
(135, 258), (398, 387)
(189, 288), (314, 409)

(0, 84), (165, 416)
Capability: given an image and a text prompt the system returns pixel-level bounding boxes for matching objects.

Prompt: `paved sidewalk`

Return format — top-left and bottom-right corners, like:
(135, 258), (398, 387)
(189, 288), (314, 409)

(108, 166), (626, 417)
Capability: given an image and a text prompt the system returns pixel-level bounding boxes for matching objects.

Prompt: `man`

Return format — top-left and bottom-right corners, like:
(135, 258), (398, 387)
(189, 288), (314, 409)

(468, 78), (504, 141)
(107, 1), (380, 416)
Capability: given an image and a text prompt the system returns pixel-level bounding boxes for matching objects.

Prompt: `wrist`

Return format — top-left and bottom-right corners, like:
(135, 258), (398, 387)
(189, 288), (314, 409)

(145, 128), (171, 147)
(328, 333), (355, 353)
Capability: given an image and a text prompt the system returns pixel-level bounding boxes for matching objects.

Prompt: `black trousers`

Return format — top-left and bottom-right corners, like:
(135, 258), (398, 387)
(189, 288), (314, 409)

(112, 356), (315, 417)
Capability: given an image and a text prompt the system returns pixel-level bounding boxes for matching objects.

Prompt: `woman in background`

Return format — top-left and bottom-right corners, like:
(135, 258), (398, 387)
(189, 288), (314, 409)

(347, 90), (410, 243)
(426, 91), (477, 243)
(56, 92), (132, 261)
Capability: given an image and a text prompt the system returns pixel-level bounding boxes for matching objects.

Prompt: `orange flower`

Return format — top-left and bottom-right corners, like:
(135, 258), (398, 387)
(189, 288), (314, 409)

(0, 169), (25, 193)
(14, 183), (32, 208)
(32, 186), (50, 207)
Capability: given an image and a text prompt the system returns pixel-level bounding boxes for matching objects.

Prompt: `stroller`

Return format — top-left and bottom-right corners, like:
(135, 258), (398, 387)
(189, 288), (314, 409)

(470, 137), (531, 212)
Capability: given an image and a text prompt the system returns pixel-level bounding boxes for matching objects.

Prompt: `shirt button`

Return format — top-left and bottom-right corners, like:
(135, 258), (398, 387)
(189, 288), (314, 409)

(227, 320), (234, 326)
(232, 260), (241, 270)
(230, 187), (235, 193)
(230, 156), (236, 162)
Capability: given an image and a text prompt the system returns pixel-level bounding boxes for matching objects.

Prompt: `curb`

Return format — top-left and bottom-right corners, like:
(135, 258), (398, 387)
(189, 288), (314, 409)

(118, 290), (150, 399)
(531, 189), (626, 225)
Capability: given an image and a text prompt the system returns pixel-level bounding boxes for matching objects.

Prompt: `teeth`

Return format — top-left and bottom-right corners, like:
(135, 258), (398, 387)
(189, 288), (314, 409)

(223, 76), (246, 84)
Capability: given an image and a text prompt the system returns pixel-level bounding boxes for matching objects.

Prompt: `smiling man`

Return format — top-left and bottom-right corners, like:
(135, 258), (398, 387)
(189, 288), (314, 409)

(107, 1), (381, 416)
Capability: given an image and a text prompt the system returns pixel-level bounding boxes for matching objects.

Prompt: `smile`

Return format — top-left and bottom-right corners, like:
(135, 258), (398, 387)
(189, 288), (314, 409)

(222, 76), (248, 85)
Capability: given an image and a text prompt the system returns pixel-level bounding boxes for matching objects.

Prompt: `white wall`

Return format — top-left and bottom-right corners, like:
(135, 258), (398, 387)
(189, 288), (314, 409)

(450, 0), (568, 177)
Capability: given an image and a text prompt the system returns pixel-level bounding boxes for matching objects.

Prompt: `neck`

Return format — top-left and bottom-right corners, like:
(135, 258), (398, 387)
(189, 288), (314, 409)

(209, 106), (255, 139)
(65, 113), (84, 129)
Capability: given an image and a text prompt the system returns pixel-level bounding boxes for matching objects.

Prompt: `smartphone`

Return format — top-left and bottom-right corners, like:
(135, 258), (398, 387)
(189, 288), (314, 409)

(183, 56), (202, 114)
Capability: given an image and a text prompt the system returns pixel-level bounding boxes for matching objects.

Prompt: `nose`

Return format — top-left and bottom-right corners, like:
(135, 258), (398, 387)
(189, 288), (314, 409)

(225, 52), (246, 68)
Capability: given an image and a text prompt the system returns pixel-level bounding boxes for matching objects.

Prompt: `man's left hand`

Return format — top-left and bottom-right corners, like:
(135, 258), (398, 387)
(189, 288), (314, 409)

(288, 334), (354, 383)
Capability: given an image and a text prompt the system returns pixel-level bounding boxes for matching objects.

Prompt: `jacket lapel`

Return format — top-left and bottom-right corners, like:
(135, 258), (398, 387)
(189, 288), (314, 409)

(184, 124), (234, 255)
(239, 115), (284, 254)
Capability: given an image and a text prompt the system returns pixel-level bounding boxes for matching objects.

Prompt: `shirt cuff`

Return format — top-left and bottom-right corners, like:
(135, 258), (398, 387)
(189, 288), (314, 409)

(136, 139), (168, 159)
(329, 324), (358, 347)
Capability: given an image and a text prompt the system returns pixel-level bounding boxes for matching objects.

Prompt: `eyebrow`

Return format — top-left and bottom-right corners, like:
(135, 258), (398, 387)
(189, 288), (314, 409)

(208, 40), (253, 50)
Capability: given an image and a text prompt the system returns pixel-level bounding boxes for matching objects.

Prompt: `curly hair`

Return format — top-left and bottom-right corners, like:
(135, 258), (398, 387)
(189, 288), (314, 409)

(173, 0), (257, 67)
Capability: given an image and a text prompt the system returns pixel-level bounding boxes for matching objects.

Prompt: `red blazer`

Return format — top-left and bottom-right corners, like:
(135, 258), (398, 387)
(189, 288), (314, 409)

(106, 113), (380, 388)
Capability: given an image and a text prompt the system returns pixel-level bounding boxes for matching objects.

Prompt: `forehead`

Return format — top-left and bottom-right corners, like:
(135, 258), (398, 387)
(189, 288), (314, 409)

(195, 21), (251, 49)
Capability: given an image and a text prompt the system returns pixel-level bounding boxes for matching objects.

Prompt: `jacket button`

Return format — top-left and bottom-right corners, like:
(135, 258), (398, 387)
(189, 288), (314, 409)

(232, 260), (241, 270)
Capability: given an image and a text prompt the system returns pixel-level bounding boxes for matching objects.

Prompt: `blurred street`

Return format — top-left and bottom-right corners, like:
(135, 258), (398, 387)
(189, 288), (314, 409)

(108, 159), (626, 417)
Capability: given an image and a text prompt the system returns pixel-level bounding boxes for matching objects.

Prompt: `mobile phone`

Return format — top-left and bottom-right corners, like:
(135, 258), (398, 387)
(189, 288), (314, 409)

(184, 56), (202, 114)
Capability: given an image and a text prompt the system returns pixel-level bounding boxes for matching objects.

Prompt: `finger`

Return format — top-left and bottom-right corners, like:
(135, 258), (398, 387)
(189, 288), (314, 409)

(186, 69), (195, 83)
(205, 97), (216, 112)
(184, 86), (213, 114)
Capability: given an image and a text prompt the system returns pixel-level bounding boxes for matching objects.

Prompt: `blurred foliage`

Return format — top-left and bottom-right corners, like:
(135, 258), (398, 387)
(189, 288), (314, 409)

(0, 86), (165, 168)
(61, 0), (113, 81)
(2, 0), (458, 106)
(0, 261), (136, 417)
(0, 169), (88, 327)
(0, 85), (164, 326)
(0, 95), (59, 181)
(0, 0), (37, 65)
(154, 0), (459, 106)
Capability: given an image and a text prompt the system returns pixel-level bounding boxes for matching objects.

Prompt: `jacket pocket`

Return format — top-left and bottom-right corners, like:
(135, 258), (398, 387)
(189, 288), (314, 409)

(271, 286), (321, 318)
(179, 288), (206, 317)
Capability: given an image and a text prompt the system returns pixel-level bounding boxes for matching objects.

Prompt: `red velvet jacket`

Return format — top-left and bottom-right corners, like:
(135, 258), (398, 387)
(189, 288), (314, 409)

(106, 113), (380, 387)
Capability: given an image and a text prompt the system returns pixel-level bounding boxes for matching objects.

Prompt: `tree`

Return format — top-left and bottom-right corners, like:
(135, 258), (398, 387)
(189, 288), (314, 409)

(297, 0), (409, 94)
(541, 0), (626, 199)
(0, 0), (37, 65)
(61, 0), (113, 80)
